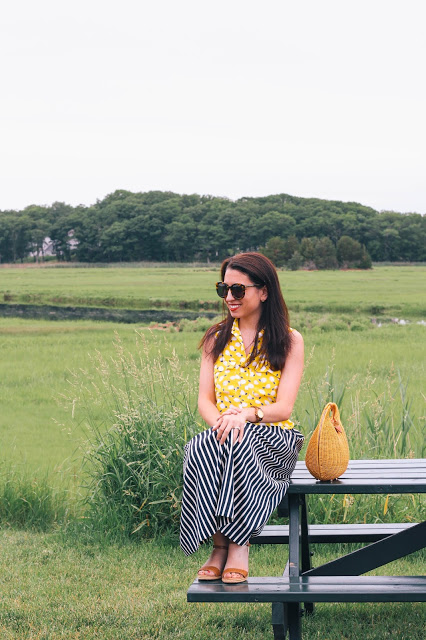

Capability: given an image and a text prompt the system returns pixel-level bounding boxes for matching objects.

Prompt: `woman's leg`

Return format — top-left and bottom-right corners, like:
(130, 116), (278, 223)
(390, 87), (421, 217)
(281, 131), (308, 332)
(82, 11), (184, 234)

(197, 531), (229, 578)
(222, 541), (250, 581)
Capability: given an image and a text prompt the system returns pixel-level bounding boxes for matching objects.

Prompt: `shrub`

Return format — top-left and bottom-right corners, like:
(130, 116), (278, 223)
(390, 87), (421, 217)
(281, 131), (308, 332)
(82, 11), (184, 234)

(178, 316), (216, 333)
(0, 469), (70, 530)
(350, 320), (367, 331)
(66, 333), (201, 539)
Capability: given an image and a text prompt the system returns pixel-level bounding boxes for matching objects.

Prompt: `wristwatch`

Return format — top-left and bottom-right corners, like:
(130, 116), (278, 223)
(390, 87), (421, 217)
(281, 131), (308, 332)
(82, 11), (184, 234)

(253, 407), (264, 423)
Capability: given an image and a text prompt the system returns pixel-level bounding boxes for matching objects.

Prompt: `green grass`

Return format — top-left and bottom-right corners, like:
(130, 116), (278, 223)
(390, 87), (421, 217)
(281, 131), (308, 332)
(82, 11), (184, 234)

(0, 319), (199, 474)
(0, 266), (424, 636)
(1, 264), (425, 317)
(0, 317), (424, 475)
(1, 315), (424, 534)
(0, 531), (424, 639)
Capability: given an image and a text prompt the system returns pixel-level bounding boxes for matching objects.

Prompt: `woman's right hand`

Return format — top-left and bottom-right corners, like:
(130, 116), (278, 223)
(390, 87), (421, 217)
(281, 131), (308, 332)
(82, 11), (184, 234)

(212, 408), (246, 445)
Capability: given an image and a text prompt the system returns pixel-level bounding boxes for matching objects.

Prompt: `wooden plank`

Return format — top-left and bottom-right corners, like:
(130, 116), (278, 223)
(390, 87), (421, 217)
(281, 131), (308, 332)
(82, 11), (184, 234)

(293, 468), (426, 475)
(288, 478), (426, 494)
(187, 576), (426, 603)
(293, 459), (426, 472)
(250, 523), (418, 544)
(261, 523), (416, 531)
(295, 459), (425, 467)
(191, 575), (426, 586)
(297, 471), (425, 478)
(291, 469), (426, 478)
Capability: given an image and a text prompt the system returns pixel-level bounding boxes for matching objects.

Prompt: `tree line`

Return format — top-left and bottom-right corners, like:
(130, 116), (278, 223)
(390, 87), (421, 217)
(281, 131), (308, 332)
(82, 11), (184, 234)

(0, 190), (424, 266)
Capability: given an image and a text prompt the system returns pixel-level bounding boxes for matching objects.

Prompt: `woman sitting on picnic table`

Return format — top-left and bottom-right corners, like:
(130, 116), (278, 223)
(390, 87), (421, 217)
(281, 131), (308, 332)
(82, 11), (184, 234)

(180, 252), (304, 584)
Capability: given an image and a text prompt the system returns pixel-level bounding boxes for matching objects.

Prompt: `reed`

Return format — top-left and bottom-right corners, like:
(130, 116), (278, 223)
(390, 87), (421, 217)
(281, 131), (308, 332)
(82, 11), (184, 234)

(65, 332), (201, 539)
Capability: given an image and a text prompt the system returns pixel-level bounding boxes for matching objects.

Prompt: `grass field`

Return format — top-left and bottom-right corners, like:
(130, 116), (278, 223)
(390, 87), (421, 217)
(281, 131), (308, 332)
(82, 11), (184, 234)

(0, 264), (425, 639)
(0, 318), (424, 474)
(0, 530), (424, 640)
(1, 264), (425, 317)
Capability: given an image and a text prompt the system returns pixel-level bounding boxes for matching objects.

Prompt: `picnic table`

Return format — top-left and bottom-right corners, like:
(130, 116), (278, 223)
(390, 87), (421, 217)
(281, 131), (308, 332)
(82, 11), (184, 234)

(188, 458), (426, 639)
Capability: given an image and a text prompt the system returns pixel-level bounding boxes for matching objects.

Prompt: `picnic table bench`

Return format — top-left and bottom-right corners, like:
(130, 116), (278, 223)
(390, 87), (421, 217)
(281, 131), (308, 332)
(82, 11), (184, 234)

(188, 458), (426, 639)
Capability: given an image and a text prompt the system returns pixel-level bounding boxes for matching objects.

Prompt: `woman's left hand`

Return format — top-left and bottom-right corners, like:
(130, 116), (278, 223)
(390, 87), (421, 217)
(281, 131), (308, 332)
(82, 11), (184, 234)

(212, 408), (248, 445)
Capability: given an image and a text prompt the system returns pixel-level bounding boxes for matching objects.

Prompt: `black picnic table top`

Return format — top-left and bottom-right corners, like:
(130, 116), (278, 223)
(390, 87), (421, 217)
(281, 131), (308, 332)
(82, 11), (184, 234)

(288, 457), (426, 494)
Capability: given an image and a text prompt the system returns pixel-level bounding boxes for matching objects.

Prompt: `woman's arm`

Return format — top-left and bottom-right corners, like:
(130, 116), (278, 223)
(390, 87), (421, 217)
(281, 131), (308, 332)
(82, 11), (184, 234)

(198, 342), (221, 427)
(243, 329), (304, 424)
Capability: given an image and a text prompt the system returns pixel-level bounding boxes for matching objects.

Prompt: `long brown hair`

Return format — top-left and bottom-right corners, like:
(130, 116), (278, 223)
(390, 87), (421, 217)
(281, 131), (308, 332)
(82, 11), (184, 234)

(200, 252), (292, 371)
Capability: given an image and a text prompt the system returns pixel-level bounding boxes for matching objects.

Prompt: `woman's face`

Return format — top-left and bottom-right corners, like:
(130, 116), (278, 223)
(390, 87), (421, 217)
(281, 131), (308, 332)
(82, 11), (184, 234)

(223, 267), (267, 323)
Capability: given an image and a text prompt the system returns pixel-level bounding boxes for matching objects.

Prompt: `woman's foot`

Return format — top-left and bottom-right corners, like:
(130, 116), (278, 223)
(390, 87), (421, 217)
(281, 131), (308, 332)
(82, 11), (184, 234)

(197, 533), (229, 580)
(222, 541), (250, 583)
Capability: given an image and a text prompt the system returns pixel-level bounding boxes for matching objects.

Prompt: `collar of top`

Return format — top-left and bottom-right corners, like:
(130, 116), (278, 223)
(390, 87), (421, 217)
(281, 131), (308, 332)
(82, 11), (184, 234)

(231, 319), (264, 341)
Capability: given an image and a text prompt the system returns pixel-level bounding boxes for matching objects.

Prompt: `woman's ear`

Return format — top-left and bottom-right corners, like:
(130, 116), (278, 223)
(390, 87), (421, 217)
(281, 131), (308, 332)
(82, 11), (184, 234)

(261, 286), (268, 302)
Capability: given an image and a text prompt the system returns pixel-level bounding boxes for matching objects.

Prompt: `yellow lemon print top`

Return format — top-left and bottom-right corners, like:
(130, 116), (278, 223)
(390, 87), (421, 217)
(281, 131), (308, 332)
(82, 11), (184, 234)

(214, 319), (294, 430)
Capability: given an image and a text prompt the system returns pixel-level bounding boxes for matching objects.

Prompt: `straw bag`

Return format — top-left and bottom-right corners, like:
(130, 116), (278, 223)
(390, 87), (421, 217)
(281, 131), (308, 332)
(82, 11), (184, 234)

(305, 402), (349, 481)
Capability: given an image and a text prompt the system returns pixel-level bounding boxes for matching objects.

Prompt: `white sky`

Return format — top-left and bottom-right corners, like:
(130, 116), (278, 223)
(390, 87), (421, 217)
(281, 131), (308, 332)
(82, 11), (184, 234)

(1, 0), (425, 213)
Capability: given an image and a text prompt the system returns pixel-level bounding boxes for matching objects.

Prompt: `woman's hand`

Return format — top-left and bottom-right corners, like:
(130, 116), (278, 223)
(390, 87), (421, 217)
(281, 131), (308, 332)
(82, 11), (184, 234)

(212, 407), (248, 445)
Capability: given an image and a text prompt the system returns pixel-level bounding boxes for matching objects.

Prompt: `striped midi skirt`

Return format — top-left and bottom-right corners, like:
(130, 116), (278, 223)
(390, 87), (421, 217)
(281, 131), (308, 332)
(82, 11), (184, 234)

(180, 423), (304, 556)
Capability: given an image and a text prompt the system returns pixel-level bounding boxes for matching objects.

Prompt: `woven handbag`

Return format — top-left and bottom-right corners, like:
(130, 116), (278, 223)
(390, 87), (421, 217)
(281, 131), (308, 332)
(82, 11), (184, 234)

(305, 402), (349, 481)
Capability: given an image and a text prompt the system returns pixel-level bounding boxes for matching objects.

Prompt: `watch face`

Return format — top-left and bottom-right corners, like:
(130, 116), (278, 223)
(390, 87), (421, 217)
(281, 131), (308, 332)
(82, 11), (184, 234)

(257, 408), (264, 420)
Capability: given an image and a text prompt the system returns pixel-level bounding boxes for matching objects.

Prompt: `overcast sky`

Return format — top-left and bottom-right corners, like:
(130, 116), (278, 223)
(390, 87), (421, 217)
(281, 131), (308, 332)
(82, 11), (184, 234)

(1, 1), (425, 213)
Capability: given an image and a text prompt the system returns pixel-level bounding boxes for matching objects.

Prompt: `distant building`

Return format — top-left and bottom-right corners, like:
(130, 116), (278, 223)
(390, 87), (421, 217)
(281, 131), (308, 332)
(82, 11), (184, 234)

(29, 237), (56, 258)
(29, 231), (79, 259)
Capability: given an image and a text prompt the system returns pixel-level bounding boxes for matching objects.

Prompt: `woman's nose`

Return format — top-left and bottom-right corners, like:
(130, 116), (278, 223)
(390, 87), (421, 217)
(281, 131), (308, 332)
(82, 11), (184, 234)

(225, 289), (235, 301)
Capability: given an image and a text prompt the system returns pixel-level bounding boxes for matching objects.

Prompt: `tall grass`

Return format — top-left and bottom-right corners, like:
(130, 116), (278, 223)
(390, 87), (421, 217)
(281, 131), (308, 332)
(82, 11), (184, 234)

(0, 467), (72, 530)
(295, 349), (424, 459)
(65, 333), (424, 539)
(292, 351), (425, 526)
(65, 332), (201, 539)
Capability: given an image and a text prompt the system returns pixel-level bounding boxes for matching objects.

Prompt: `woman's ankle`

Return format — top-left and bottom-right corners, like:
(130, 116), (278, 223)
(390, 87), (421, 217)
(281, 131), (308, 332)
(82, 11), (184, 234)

(212, 532), (229, 547)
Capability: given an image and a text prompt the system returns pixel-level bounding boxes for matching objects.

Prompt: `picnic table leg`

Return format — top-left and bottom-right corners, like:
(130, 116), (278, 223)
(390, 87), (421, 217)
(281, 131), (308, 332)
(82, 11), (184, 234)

(272, 558), (290, 640)
(288, 603), (302, 640)
(288, 493), (302, 637)
(271, 494), (307, 639)
(272, 602), (301, 640)
(272, 603), (288, 640)
(300, 495), (314, 615)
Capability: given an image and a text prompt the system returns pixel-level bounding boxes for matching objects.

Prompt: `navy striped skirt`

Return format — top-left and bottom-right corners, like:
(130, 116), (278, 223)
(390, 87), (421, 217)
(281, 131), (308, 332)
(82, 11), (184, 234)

(180, 423), (304, 556)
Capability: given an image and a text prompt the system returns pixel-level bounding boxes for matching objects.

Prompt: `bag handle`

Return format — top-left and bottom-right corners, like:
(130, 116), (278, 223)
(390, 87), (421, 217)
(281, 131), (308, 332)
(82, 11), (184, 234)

(318, 402), (343, 439)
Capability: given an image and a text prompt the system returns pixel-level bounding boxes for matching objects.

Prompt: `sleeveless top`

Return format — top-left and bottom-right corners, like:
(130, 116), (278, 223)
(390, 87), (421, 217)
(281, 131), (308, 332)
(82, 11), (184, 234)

(213, 319), (294, 430)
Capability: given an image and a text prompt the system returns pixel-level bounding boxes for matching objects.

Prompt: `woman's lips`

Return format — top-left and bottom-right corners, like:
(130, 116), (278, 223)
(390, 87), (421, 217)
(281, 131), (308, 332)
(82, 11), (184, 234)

(227, 303), (241, 312)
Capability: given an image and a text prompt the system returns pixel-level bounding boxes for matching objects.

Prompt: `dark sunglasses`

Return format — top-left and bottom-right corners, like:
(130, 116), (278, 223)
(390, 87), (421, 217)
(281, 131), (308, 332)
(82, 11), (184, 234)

(216, 282), (261, 300)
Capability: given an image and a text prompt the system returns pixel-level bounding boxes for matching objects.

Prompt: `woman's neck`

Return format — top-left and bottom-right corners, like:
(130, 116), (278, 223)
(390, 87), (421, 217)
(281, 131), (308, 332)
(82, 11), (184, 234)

(237, 315), (260, 333)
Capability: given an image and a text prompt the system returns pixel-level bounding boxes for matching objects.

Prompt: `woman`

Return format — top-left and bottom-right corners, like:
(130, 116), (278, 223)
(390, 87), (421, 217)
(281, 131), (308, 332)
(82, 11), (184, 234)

(180, 252), (304, 584)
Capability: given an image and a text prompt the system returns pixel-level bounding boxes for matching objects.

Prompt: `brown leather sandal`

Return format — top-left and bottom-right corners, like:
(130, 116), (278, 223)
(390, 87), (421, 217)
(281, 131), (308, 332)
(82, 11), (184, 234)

(197, 545), (229, 581)
(222, 543), (250, 584)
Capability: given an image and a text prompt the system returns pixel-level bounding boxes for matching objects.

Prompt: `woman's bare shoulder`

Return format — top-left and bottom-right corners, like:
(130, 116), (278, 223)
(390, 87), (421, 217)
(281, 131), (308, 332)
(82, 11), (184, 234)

(290, 328), (303, 342)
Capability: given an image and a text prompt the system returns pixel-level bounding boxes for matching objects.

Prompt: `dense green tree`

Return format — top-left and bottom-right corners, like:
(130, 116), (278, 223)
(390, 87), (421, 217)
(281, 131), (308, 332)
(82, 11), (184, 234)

(300, 237), (315, 261)
(252, 211), (296, 246)
(287, 251), (303, 271)
(358, 246), (372, 269)
(49, 202), (77, 260)
(283, 235), (300, 262)
(164, 215), (196, 261)
(0, 214), (14, 263)
(1, 189), (424, 265)
(314, 237), (338, 269)
(336, 235), (363, 266)
(5, 213), (32, 262)
(260, 237), (287, 267)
